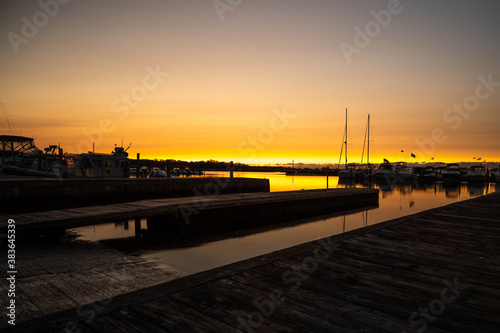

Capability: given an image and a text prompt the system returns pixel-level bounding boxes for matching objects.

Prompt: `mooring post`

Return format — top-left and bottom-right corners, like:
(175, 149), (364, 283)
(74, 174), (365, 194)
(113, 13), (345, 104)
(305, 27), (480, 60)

(326, 168), (329, 189)
(137, 153), (141, 178)
(167, 159), (172, 178)
(230, 161), (234, 178)
(135, 218), (141, 239)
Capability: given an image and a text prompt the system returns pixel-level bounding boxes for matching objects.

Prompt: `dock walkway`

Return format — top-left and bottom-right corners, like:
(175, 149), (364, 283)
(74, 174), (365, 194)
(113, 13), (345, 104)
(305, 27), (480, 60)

(14, 192), (500, 332)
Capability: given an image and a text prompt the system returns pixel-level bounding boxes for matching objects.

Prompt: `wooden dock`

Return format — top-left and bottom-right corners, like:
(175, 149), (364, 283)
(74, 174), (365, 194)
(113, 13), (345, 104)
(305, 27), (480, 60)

(0, 188), (379, 238)
(13, 192), (500, 332)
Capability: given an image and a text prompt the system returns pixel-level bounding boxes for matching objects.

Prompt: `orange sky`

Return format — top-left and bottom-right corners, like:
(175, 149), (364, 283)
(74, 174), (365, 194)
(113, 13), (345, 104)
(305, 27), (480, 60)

(1, 1), (499, 164)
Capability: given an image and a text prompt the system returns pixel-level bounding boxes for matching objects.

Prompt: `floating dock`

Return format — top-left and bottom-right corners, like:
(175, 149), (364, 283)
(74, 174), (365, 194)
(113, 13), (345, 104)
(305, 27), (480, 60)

(0, 188), (379, 238)
(13, 191), (500, 332)
(0, 177), (270, 213)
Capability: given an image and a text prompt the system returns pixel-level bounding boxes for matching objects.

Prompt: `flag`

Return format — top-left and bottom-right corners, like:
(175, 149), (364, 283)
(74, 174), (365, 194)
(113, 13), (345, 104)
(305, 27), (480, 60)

(383, 158), (390, 164)
(411, 153), (416, 158)
(401, 150), (404, 152)
(431, 157), (434, 160)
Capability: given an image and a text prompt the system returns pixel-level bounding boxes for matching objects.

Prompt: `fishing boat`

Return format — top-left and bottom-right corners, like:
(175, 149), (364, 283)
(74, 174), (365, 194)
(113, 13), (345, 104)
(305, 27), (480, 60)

(1, 135), (69, 177)
(466, 165), (487, 182)
(495, 167), (500, 183)
(72, 145), (131, 178)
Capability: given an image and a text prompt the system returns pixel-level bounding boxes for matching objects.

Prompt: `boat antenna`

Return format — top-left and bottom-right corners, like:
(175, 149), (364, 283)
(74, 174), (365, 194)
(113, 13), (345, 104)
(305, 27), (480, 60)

(125, 143), (132, 151)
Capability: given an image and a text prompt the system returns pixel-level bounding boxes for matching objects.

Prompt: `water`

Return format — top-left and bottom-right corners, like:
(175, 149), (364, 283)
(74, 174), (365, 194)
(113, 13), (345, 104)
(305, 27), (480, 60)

(72, 172), (498, 275)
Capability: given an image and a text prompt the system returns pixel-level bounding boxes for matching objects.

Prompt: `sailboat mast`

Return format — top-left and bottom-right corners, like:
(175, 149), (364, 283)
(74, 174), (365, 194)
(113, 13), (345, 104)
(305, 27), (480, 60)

(345, 108), (348, 167)
(367, 114), (370, 165)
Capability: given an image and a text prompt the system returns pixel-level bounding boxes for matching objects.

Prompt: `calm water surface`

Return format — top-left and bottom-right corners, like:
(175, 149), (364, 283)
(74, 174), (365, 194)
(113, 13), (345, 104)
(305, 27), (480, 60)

(72, 172), (498, 274)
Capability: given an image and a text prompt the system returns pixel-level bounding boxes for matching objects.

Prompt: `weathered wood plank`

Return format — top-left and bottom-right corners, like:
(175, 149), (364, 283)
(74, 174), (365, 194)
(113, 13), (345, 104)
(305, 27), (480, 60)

(10, 191), (500, 333)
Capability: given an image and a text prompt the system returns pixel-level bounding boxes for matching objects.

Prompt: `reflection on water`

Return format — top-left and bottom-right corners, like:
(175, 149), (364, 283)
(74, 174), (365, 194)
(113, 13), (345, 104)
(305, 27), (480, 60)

(72, 172), (497, 275)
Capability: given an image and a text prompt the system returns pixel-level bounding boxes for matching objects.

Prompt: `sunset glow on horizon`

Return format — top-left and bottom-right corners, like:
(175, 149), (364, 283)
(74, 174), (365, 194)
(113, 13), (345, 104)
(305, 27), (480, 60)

(1, 0), (499, 165)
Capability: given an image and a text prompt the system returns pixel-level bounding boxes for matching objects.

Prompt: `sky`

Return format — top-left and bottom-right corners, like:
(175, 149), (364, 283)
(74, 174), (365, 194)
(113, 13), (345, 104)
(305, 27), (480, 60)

(1, 0), (499, 165)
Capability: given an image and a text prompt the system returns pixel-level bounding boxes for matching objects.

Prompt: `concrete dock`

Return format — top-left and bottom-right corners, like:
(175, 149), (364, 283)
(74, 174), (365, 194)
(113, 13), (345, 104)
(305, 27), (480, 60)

(0, 188), (379, 238)
(11, 191), (500, 332)
(0, 177), (270, 213)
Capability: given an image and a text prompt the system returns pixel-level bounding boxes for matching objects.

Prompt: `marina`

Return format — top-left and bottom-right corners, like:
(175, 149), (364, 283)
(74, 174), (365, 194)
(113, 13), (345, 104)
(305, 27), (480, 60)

(2, 2), (499, 331)
(12, 190), (500, 332)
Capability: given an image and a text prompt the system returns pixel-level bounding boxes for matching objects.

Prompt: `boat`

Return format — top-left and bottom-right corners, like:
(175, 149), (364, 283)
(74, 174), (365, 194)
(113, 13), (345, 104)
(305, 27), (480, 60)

(71, 145), (131, 178)
(338, 163), (360, 179)
(375, 161), (396, 183)
(1, 135), (69, 178)
(496, 166), (500, 183)
(338, 109), (360, 180)
(487, 167), (497, 182)
(442, 163), (461, 183)
(358, 114), (375, 181)
(421, 166), (439, 181)
(466, 165), (487, 182)
(411, 166), (426, 181)
(394, 161), (413, 182)
(149, 168), (168, 177)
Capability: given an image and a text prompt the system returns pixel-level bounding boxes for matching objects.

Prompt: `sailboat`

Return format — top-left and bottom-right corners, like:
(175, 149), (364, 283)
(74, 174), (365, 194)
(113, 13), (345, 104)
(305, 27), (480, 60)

(358, 114), (374, 180)
(338, 109), (359, 180)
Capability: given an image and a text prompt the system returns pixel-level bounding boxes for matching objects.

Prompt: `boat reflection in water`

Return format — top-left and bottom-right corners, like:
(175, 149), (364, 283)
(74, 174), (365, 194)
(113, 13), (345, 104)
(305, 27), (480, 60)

(72, 172), (497, 275)
(467, 181), (487, 196)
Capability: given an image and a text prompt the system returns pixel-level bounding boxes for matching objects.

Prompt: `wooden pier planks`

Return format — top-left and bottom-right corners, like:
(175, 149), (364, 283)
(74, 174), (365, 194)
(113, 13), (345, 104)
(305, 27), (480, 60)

(12, 191), (500, 333)
(0, 188), (379, 232)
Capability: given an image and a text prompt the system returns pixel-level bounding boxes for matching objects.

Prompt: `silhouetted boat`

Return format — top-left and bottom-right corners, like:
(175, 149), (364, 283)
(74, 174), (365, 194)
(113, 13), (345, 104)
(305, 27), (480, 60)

(72, 145), (130, 178)
(375, 162), (396, 182)
(467, 165), (487, 182)
(443, 163), (461, 183)
(1, 135), (68, 177)
(421, 164), (446, 181)
(394, 162), (413, 182)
